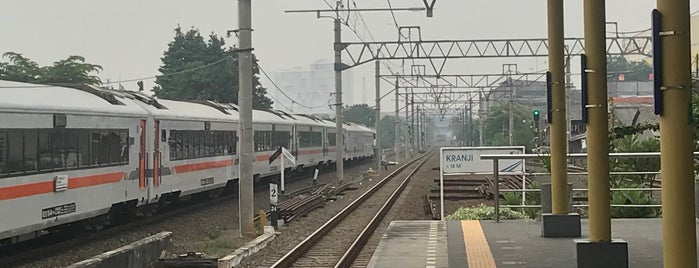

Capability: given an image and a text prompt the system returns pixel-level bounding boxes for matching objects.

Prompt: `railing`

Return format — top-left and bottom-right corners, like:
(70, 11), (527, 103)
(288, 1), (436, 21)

(481, 152), (699, 222)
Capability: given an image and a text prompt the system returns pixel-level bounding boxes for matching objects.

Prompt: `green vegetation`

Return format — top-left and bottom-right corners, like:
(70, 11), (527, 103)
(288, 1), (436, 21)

(0, 52), (103, 85)
(153, 26), (272, 109)
(376, 115), (410, 149)
(446, 204), (529, 221)
(202, 230), (244, 257)
(499, 181), (542, 220)
(482, 102), (536, 149)
(344, 104), (375, 127)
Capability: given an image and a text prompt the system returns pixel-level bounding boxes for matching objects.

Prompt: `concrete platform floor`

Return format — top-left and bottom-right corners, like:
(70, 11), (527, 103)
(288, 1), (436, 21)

(368, 219), (699, 267)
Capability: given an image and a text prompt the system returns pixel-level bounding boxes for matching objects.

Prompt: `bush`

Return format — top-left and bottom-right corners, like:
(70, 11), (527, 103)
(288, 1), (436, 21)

(446, 204), (529, 220)
(610, 190), (661, 218)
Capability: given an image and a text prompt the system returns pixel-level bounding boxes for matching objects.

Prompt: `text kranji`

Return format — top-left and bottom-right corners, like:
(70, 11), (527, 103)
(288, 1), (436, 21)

(445, 154), (473, 162)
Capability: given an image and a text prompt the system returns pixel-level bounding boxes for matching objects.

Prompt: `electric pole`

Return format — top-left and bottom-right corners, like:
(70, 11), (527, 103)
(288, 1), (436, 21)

(237, 0), (255, 238)
(286, 5), (424, 180)
(374, 60), (381, 170)
(394, 80), (400, 161)
(333, 13), (344, 182)
(405, 90), (410, 159)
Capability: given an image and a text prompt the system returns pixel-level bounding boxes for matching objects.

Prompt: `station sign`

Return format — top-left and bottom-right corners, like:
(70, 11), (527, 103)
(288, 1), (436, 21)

(440, 146), (525, 174)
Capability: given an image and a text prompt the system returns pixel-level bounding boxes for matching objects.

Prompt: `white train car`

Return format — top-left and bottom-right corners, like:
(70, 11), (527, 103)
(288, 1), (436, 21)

(0, 81), (149, 243)
(131, 98), (239, 203)
(250, 109), (295, 178)
(343, 122), (375, 160)
(0, 80), (376, 245)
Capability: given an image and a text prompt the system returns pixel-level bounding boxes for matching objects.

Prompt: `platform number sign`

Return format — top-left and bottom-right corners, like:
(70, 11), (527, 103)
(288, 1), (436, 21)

(270, 183), (278, 206)
(270, 183), (279, 228)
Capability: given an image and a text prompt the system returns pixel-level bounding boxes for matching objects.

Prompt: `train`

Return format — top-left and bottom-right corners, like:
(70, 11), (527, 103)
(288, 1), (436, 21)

(0, 79), (376, 245)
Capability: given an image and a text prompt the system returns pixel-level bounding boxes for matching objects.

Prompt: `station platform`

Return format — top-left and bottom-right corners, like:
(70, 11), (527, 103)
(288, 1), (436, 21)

(367, 219), (699, 268)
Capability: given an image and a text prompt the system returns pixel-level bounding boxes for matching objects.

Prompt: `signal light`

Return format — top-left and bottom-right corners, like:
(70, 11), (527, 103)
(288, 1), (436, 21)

(533, 109), (540, 121)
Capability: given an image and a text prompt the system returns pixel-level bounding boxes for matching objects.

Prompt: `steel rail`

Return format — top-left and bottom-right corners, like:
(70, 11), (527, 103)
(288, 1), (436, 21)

(270, 151), (431, 268)
(335, 151), (433, 268)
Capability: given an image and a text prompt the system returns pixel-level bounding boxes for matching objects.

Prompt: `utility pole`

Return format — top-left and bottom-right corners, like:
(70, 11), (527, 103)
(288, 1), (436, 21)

(462, 107), (467, 146)
(417, 106), (421, 151)
(374, 60), (381, 170)
(405, 90), (410, 159)
(236, 0), (255, 239)
(411, 93), (415, 155)
(333, 14), (344, 182)
(468, 98), (473, 146)
(508, 80), (514, 146)
(479, 90), (485, 146)
(394, 80), (400, 162)
(286, 5), (424, 180)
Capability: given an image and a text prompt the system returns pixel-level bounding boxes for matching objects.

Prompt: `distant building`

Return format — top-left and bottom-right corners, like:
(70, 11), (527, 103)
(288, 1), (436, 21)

(272, 59), (353, 115)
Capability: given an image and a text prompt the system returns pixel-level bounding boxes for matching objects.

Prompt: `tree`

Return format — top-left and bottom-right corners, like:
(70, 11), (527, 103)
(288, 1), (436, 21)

(607, 56), (652, 81)
(449, 112), (480, 146)
(153, 26), (272, 109)
(344, 104), (375, 127)
(0, 52), (103, 85)
(377, 115), (408, 149)
(481, 102), (536, 149)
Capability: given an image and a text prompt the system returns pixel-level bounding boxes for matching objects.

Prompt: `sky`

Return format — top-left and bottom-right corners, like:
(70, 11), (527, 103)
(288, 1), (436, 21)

(1, 0), (696, 115)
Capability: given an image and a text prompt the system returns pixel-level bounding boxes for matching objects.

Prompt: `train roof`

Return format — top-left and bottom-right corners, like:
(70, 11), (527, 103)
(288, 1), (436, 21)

(0, 80), (148, 116)
(146, 99), (236, 122)
(252, 109), (298, 125)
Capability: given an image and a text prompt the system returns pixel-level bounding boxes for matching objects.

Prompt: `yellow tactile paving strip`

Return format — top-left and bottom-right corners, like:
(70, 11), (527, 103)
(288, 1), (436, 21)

(461, 220), (497, 268)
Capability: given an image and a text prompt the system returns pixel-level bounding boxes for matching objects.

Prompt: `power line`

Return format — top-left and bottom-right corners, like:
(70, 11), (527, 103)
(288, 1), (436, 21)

(386, 0), (408, 38)
(606, 10), (699, 36)
(257, 64), (327, 110)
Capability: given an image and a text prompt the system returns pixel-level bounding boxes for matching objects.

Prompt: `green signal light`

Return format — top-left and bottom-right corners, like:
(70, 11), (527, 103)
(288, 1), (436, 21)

(533, 110), (540, 115)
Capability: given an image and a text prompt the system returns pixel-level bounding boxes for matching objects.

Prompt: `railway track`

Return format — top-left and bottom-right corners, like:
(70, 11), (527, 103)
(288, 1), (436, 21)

(270, 150), (434, 268)
(0, 158), (374, 268)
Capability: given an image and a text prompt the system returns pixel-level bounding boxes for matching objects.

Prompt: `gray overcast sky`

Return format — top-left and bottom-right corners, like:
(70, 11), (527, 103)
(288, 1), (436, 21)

(1, 0), (695, 113)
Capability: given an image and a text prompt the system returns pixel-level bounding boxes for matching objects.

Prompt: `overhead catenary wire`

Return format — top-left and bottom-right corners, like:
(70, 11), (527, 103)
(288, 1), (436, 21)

(257, 63), (326, 110)
(386, 0), (408, 39)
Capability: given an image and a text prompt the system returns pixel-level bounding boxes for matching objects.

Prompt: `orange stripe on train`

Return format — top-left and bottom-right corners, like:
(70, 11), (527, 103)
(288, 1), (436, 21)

(0, 172), (125, 201)
(173, 159), (234, 173)
(69, 172), (124, 189)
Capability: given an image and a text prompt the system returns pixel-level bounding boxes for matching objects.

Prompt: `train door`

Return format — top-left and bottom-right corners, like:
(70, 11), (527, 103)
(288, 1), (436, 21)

(153, 120), (161, 189)
(139, 119), (147, 191)
(292, 125), (298, 157)
(320, 127), (328, 159)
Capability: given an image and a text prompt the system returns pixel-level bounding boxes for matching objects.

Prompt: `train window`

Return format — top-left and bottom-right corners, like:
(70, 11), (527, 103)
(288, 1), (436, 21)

(65, 131), (79, 169)
(0, 128), (128, 178)
(272, 131), (290, 149)
(7, 131), (23, 174)
(51, 131), (65, 170)
(38, 131), (52, 171)
(77, 130), (90, 167)
(23, 131), (37, 172)
(254, 131), (270, 152)
(299, 131), (322, 148)
(0, 131), (5, 175)
(90, 132), (101, 166)
(95, 131), (108, 166)
(328, 133), (336, 146)
(118, 131), (128, 164)
(168, 130), (177, 160)
(226, 131), (236, 155)
(165, 130), (237, 161)
(107, 131), (121, 164)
